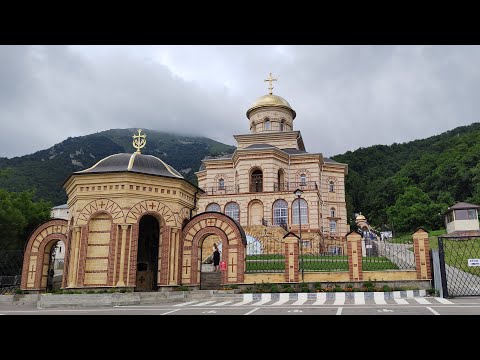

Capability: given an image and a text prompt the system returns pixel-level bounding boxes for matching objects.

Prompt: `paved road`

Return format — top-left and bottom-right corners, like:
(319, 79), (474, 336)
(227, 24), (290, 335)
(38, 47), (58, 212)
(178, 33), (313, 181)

(1, 297), (480, 315)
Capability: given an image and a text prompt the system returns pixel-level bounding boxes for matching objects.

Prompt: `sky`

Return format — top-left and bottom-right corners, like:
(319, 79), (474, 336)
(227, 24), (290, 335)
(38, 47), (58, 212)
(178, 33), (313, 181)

(1, 45), (480, 159)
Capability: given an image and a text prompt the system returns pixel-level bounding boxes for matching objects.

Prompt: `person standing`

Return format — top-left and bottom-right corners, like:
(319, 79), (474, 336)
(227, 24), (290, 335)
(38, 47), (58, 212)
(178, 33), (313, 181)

(212, 243), (221, 272)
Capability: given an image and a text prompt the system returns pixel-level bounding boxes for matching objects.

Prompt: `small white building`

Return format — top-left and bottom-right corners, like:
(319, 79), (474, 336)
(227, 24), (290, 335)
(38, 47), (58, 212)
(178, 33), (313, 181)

(444, 202), (480, 234)
(51, 204), (69, 220)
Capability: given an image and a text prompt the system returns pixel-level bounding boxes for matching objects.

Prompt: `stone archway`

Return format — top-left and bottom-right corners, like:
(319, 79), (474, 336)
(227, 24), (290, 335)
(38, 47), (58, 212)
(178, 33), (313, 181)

(21, 219), (69, 291)
(181, 212), (246, 286)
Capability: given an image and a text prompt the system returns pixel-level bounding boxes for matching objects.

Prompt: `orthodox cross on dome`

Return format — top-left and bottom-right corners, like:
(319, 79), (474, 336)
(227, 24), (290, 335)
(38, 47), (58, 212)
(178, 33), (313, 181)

(264, 72), (278, 95)
(132, 129), (147, 153)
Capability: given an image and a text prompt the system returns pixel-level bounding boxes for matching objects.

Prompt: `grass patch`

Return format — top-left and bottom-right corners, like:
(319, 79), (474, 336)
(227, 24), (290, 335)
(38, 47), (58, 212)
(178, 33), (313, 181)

(246, 261), (285, 271)
(388, 233), (413, 244)
(362, 257), (399, 270)
(246, 255), (285, 260)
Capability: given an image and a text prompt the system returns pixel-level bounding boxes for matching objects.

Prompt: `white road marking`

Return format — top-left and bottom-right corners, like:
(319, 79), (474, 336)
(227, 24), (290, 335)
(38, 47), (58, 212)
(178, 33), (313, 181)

(233, 294), (253, 306)
(272, 293), (290, 305)
(202, 310), (217, 314)
(173, 301), (199, 307)
(377, 309), (394, 312)
(354, 292), (365, 305)
(192, 301), (216, 306)
(160, 309), (181, 315)
(336, 307), (343, 315)
(244, 307), (260, 315)
(251, 294), (271, 306)
(333, 293), (345, 305)
(292, 293), (309, 305)
(426, 307), (440, 315)
(312, 293), (327, 305)
(212, 301), (234, 306)
(374, 292), (387, 304)
(287, 309), (303, 313)
(434, 297), (454, 304)
(414, 298), (431, 304)
(394, 298), (409, 305)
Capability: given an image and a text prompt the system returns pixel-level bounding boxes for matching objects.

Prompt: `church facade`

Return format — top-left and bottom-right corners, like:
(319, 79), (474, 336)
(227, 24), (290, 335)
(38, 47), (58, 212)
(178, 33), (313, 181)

(196, 76), (348, 254)
(20, 76), (349, 292)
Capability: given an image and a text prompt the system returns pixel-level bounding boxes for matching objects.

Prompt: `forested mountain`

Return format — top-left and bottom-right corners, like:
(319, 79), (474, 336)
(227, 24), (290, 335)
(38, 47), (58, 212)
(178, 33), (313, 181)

(332, 122), (480, 233)
(0, 129), (235, 206)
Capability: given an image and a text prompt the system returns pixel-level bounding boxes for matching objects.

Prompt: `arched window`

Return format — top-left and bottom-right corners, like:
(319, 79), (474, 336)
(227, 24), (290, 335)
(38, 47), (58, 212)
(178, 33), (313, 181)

(273, 199), (288, 226)
(280, 120), (285, 131)
(300, 173), (307, 185)
(292, 198), (308, 224)
(225, 202), (240, 222)
(329, 181), (335, 192)
(206, 203), (221, 212)
(264, 119), (271, 130)
(250, 169), (263, 192)
(329, 220), (337, 233)
(218, 178), (225, 190)
(330, 208), (335, 218)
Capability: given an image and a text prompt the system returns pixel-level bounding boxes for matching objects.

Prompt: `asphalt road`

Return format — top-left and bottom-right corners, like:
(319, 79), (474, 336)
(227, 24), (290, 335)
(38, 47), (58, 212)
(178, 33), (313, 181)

(1, 297), (480, 315)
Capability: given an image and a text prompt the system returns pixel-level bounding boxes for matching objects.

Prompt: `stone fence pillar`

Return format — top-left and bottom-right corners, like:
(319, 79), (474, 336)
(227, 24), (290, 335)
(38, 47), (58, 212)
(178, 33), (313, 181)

(283, 233), (299, 283)
(413, 228), (431, 280)
(347, 231), (363, 281)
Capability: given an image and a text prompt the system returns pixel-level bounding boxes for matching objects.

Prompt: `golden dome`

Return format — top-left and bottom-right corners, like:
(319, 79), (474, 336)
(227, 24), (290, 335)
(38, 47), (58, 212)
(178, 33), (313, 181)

(246, 94), (296, 119)
(356, 214), (366, 221)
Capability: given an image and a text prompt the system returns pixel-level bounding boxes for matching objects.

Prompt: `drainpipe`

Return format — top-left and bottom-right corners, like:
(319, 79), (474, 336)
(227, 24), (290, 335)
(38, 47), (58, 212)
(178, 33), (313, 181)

(190, 190), (199, 220)
(320, 163), (324, 236)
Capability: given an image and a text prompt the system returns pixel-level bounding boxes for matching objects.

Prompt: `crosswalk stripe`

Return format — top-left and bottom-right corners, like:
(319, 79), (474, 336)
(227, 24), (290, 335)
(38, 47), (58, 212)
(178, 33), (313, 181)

(333, 293), (345, 305)
(252, 294), (271, 306)
(272, 293), (290, 305)
(354, 292), (365, 305)
(312, 293), (326, 305)
(414, 297), (431, 304)
(174, 301), (199, 307)
(212, 301), (234, 306)
(434, 297), (453, 304)
(394, 298), (409, 304)
(374, 292), (387, 304)
(292, 293), (309, 305)
(193, 301), (216, 306)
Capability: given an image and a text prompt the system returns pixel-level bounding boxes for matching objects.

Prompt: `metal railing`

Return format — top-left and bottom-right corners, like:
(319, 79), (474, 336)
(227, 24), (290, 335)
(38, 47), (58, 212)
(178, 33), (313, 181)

(0, 250), (24, 294)
(274, 181), (318, 192)
(361, 232), (416, 271)
(298, 234), (348, 272)
(202, 185), (239, 195)
(245, 230), (285, 273)
(438, 236), (480, 297)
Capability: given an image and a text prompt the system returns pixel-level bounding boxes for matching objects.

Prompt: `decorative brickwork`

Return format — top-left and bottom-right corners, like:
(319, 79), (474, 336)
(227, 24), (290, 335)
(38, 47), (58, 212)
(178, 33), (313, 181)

(413, 228), (431, 280)
(21, 219), (69, 291)
(347, 231), (363, 281)
(181, 212), (246, 286)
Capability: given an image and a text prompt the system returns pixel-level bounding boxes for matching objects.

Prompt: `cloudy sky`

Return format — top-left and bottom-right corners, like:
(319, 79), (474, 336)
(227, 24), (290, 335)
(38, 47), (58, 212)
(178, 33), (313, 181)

(1, 45), (479, 159)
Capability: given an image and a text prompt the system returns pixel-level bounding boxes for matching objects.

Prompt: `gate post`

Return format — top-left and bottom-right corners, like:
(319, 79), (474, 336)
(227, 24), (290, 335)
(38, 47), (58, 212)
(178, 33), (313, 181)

(438, 237), (449, 298)
(347, 231), (363, 281)
(283, 232), (299, 283)
(412, 228), (431, 280)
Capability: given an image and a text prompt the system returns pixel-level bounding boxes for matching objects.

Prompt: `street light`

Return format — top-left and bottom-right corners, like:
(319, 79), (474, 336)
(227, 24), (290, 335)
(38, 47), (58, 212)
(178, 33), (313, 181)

(294, 188), (304, 282)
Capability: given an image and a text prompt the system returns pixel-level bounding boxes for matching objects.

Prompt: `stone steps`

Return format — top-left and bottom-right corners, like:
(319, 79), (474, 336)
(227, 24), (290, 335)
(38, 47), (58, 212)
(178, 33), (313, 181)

(200, 272), (222, 290)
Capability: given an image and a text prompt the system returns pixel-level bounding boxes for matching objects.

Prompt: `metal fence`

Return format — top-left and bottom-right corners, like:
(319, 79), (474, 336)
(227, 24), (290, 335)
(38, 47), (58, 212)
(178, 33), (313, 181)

(361, 232), (416, 271)
(0, 250), (24, 294)
(245, 230), (285, 273)
(438, 236), (480, 297)
(299, 233), (348, 272)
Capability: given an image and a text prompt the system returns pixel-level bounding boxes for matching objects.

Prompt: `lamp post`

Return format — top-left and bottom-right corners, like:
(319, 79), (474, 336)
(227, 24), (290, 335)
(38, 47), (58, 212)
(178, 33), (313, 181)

(294, 188), (304, 282)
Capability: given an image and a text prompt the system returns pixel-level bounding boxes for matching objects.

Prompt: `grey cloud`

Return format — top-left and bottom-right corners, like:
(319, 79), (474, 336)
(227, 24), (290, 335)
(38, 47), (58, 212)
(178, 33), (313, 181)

(1, 45), (480, 159)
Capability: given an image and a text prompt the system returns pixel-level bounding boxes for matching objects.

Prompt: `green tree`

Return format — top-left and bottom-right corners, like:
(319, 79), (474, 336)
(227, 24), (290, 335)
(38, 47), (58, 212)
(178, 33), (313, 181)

(0, 189), (52, 250)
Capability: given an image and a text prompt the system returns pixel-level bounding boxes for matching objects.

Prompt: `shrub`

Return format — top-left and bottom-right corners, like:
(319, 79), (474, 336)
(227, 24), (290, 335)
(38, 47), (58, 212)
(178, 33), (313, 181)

(270, 284), (280, 293)
(381, 285), (391, 292)
(363, 280), (374, 288)
(298, 282), (310, 293)
(15, 289), (24, 294)
(314, 282), (322, 290)
(426, 288), (438, 296)
(281, 284), (295, 293)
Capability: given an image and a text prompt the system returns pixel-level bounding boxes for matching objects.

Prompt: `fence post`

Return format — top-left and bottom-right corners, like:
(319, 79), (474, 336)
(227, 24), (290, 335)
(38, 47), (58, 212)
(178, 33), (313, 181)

(437, 237), (449, 298)
(412, 228), (431, 280)
(346, 231), (363, 282)
(283, 233), (299, 283)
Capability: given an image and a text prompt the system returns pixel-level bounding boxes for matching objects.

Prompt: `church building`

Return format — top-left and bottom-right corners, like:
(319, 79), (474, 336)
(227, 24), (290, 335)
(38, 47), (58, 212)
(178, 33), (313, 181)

(20, 74), (348, 292)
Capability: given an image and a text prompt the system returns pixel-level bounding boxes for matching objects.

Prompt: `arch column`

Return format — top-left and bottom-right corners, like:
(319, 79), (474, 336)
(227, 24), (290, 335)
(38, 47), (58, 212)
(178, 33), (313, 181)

(67, 226), (82, 288)
(116, 224), (131, 287)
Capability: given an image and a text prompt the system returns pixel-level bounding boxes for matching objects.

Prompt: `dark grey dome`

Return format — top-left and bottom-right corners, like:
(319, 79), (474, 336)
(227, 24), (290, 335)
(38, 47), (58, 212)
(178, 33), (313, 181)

(75, 153), (183, 179)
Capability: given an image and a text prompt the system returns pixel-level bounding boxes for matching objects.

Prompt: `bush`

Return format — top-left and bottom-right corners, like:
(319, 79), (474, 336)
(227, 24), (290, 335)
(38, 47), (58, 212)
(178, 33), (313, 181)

(426, 288), (438, 296)
(269, 284), (280, 293)
(363, 280), (374, 288)
(382, 285), (392, 292)
(298, 282), (310, 293)
(173, 286), (190, 292)
(281, 284), (295, 293)
(314, 282), (322, 290)
(15, 289), (24, 294)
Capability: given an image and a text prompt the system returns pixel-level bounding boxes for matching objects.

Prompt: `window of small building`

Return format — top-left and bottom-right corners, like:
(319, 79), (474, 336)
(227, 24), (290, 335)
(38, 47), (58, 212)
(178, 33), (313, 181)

(218, 178), (225, 190)
(329, 181), (335, 192)
(206, 203), (221, 212)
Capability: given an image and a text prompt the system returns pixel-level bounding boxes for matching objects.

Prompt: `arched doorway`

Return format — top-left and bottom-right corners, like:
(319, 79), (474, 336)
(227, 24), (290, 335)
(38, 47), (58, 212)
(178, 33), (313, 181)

(136, 215), (160, 292)
(200, 235), (223, 272)
(46, 240), (65, 291)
